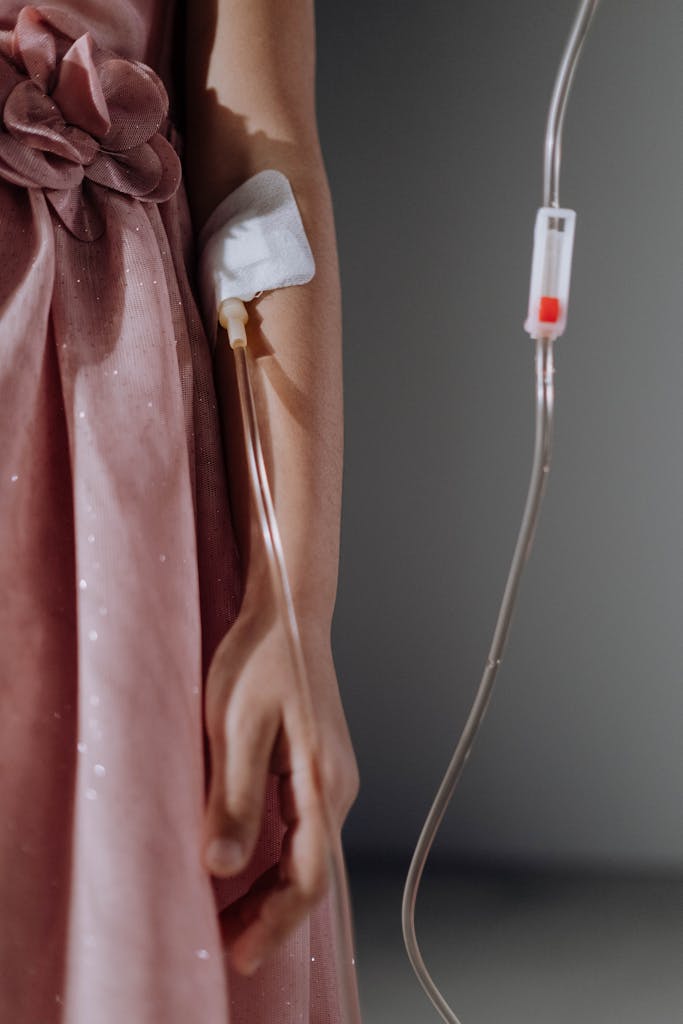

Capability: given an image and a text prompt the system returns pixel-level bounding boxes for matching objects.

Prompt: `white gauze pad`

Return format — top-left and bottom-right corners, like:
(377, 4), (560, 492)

(197, 168), (316, 350)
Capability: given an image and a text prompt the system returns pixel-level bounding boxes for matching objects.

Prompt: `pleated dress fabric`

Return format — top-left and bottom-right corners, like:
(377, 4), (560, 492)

(0, 3), (355, 1022)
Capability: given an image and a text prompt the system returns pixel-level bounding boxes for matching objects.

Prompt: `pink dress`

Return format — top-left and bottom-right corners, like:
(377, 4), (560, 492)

(0, 3), (359, 1022)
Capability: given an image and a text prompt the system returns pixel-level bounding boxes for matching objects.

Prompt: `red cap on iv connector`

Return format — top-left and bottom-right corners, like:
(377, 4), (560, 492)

(524, 207), (576, 341)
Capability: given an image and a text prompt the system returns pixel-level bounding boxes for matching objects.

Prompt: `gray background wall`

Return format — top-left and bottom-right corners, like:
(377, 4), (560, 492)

(317, 0), (683, 871)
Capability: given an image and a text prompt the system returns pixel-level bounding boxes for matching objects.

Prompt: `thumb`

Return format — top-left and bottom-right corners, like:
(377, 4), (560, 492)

(203, 702), (280, 877)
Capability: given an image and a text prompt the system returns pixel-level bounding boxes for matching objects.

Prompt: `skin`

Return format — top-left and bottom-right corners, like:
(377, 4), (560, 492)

(183, 0), (360, 979)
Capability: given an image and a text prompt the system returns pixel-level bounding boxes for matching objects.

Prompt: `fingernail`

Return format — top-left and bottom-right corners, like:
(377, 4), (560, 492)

(206, 837), (244, 875)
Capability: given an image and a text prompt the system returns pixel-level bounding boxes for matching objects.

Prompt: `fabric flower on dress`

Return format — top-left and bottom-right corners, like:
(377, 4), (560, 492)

(0, 4), (181, 240)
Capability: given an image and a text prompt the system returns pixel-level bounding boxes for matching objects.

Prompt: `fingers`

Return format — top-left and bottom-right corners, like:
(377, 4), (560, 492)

(222, 755), (331, 976)
(201, 629), (344, 972)
(204, 696), (281, 878)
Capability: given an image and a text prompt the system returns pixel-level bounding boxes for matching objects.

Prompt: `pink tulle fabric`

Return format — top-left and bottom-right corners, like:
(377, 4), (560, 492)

(0, 3), (358, 1022)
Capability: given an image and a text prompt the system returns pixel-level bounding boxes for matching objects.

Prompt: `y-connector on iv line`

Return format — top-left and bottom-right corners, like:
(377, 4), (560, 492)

(524, 207), (576, 341)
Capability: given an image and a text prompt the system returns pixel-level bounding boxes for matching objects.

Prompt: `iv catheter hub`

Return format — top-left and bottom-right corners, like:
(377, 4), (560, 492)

(218, 297), (249, 348)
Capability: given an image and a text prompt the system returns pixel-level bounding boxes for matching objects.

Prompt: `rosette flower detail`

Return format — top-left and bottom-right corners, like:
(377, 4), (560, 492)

(0, 5), (181, 240)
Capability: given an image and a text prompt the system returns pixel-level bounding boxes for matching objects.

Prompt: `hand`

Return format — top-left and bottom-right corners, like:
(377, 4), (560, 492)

(202, 591), (360, 976)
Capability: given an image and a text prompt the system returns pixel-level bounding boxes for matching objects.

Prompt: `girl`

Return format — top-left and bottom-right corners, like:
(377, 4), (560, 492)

(0, 1), (360, 1020)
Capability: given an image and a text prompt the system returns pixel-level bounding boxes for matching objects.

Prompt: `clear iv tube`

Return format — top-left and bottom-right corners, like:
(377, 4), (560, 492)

(401, 1), (601, 1021)
(544, 0), (601, 208)
(401, 338), (554, 1024)
(231, 346), (360, 1024)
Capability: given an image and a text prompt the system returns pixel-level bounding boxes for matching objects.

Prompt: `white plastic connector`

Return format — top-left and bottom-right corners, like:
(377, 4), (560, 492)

(524, 206), (576, 341)
(198, 170), (316, 353)
(218, 298), (249, 349)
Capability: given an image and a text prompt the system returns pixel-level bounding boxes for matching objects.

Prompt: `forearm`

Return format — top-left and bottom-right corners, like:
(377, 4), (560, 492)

(183, 1), (343, 630)
(218, 177), (343, 630)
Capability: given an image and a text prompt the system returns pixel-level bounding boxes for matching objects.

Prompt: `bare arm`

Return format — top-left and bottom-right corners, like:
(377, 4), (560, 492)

(184, 0), (358, 976)
(185, 0), (343, 624)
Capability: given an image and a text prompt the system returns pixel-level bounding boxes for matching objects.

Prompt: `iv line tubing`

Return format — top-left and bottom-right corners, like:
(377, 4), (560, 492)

(232, 346), (359, 1024)
(401, 338), (554, 1024)
(544, 0), (600, 208)
(401, 1), (600, 1021)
